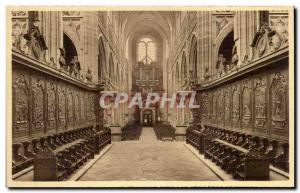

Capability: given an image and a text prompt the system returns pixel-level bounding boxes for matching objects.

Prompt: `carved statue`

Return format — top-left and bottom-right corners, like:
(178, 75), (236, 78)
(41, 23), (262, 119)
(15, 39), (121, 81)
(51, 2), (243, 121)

(216, 54), (226, 76)
(70, 56), (81, 79)
(58, 48), (66, 70)
(23, 16), (48, 60)
(231, 43), (239, 67)
(203, 67), (210, 81)
(48, 57), (55, 67)
(85, 68), (93, 82)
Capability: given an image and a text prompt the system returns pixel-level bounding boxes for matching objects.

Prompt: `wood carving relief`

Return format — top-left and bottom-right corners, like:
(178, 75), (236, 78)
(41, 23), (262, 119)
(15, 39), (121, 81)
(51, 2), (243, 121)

(80, 92), (86, 122)
(199, 65), (288, 141)
(217, 90), (224, 122)
(46, 81), (56, 130)
(232, 85), (240, 125)
(87, 93), (96, 121)
(67, 88), (74, 127)
(12, 63), (99, 143)
(13, 71), (30, 137)
(74, 93), (81, 125)
(270, 72), (288, 130)
(58, 85), (66, 129)
(32, 76), (45, 133)
(242, 81), (252, 128)
(224, 88), (231, 125)
(254, 76), (267, 131)
(210, 94), (216, 120)
(201, 93), (209, 120)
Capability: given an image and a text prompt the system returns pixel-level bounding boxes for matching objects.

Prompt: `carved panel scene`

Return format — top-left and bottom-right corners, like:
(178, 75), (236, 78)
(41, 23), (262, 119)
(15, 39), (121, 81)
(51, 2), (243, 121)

(201, 66), (288, 141)
(12, 66), (98, 143)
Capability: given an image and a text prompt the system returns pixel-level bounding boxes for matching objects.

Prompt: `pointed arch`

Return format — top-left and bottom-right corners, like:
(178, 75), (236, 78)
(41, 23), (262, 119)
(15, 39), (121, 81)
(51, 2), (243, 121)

(189, 35), (197, 78)
(63, 33), (78, 64)
(176, 62), (180, 84)
(108, 53), (114, 80)
(98, 36), (106, 79)
(63, 26), (80, 61)
(181, 51), (187, 82)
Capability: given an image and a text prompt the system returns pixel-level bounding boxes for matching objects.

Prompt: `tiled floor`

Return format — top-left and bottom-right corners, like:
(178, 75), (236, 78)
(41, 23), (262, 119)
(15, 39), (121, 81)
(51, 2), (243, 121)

(79, 127), (220, 181)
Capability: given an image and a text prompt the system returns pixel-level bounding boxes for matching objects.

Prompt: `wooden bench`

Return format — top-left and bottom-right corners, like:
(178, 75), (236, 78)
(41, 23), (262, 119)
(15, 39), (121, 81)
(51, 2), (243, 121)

(154, 123), (175, 141)
(121, 123), (141, 141)
(186, 124), (289, 180)
(12, 125), (112, 181)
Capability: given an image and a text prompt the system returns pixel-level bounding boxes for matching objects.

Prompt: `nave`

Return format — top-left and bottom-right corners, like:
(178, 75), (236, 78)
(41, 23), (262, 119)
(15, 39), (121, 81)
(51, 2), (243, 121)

(79, 127), (220, 181)
(10, 10), (292, 185)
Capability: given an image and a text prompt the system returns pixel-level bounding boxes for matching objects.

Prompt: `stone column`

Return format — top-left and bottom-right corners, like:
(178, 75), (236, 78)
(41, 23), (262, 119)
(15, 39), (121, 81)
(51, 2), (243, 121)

(234, 11), (259, 66)
(41, 11), (62, 67)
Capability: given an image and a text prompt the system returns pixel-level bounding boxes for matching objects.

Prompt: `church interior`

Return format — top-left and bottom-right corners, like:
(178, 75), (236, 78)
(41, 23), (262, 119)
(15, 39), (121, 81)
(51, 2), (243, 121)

(10, 10), (291, 182)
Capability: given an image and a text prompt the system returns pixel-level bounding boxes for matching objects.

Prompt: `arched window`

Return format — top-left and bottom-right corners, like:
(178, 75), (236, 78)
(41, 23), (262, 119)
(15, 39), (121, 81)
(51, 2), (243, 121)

(217, 31), (234, 68)
(181, 52), (187, 81)
(63, 33), (78, 64)
(98, 37), (106, 79)
(176, 62), (180, 84)
(190, 35), (197, 78)
(109, 53), (114, 79)
(137, 37), (156, 64)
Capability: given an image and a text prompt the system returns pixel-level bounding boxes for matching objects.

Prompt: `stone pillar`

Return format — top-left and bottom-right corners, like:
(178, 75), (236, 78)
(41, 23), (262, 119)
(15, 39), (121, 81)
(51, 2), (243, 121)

(83, 12), (98, 83)
(41, 11), (62, 67)
(234, 11), (259, 65)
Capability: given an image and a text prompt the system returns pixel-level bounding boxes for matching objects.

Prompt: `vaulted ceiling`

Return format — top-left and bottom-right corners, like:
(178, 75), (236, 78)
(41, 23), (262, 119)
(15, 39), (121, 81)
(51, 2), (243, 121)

(118, 11), (176, 42)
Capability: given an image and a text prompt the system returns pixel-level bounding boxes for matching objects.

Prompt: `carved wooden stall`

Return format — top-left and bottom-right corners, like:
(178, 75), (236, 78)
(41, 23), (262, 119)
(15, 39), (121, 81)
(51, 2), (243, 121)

(187, 21), (290, 180)
(11, 49), (110, 180)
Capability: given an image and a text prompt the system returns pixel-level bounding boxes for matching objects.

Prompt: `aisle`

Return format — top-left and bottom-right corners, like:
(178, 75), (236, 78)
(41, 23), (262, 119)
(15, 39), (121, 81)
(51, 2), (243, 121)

(139, 127), (157, 142)
(79, 127), (220, 181)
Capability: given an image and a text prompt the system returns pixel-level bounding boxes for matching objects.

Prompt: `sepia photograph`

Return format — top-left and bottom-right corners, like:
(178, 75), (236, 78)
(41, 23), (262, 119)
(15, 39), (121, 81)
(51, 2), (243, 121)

(5, 6), (294, 188)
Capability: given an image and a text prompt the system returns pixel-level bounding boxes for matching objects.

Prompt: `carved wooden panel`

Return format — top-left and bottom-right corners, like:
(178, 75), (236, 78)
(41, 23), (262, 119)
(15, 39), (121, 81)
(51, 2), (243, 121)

(242, 80), (252, 128)
(46, 80), (56, 132)
(217, 90), (224, 123)
(232, 85), (240, 125)
(13, 70), (30, 139)
(199, 65), (288, 141)
(224, 87), (231, 125)
(210, 94), (216, 121)
(31, 75), (45, 134)
(80, 91), (86, 123)
(87, 93), (96, 122)
(74, 92), (81, 125)
(58, 84), (66, 130)
(67, 87), (74, 128)
(270, 71), (288, 132)
(254, 76), (267, 133)
(12, 62), (100, 143)
(201, 93), (209, 121)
